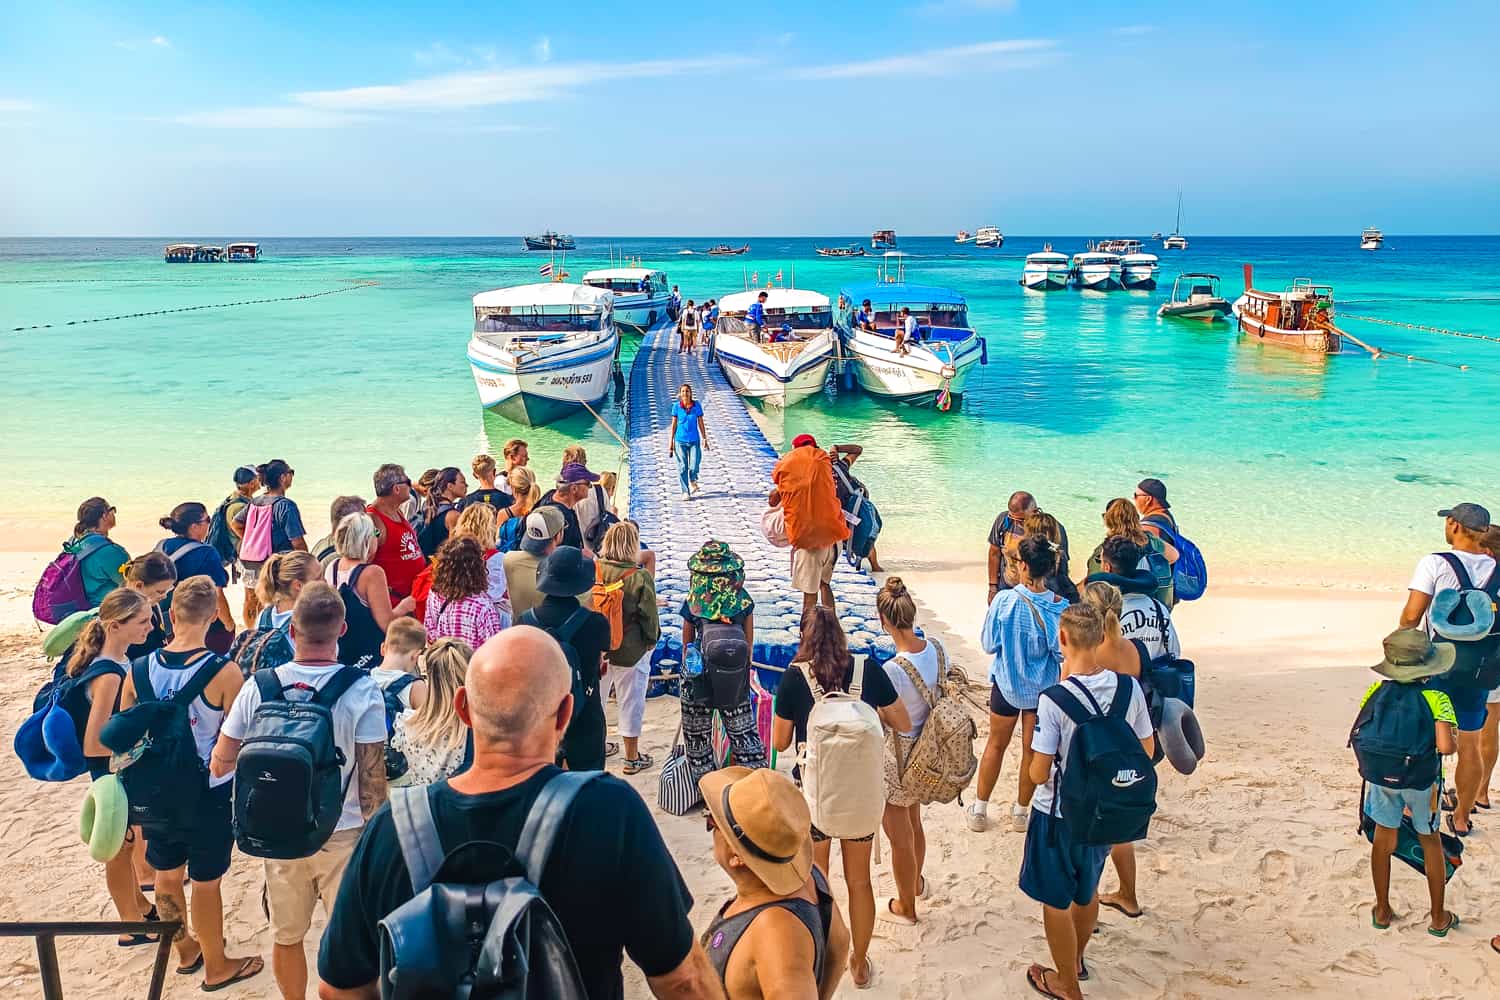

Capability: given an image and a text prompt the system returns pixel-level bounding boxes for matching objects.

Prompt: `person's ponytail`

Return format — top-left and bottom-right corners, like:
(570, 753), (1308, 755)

(255, 552), (285, 605)
(64, 619), (107, 678)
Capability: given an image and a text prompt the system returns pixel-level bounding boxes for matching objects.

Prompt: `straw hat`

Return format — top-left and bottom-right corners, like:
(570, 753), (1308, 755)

(700, 766), (812, 896)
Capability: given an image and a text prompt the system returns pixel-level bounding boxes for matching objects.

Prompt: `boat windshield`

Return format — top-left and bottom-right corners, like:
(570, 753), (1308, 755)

(766, 307), (832, 329)
(474, 306), (607, 335)
(585, 278), (656, 294)
(871, 305), (969, 329)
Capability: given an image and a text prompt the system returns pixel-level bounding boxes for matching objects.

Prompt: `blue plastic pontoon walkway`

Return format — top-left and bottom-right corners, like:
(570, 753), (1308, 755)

(627, 323), (889, 685)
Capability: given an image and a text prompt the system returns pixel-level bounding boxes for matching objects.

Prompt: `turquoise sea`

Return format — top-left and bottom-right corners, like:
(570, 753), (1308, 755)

(3, 236), (1497, 583)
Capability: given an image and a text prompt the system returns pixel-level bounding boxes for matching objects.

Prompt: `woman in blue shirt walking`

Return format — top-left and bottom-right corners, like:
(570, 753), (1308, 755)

(668, 383), (709, 498)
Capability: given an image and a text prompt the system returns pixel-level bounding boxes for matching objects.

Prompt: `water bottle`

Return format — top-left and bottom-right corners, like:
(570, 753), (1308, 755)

(683, 644), (703, 678)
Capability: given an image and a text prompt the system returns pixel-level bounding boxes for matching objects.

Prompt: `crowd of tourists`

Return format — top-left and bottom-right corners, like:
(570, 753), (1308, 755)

(20, 423), (1500, 997)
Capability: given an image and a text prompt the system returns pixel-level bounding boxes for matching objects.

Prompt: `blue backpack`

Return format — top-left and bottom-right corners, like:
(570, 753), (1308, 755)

(498, 510), (527, 553)
(1145, 515), (1207, 602)
(15, 660), (125, 781)
(380, 672), (420, 781)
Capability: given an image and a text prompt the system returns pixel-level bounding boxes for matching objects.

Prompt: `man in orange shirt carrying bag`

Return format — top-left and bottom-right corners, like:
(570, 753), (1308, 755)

(773, 435), (852, 621)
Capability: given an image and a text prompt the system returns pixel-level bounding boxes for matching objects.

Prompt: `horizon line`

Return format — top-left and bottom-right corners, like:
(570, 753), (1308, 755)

(5, 232), (1498, 240)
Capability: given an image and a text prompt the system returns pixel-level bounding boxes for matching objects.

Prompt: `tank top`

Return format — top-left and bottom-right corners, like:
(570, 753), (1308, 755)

(145, 648), (229, 783)
(327, 562), (384, 670)
(418, 503), (457, 558)
(368, 503), (425, 598)
(702, 868), (831, 987)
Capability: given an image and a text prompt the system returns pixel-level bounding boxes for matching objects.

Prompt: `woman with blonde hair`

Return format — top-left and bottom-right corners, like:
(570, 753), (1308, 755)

(390, 638), (474, 786)
(454, 503), (511, 627)
(497, 466), (540, 552)
(1084, 499), (1178, 604)
(61, 587), (160, 945)
(249, 550), (322, 658)
(596, 519), (660, 773)
(325, 512), (415, 669)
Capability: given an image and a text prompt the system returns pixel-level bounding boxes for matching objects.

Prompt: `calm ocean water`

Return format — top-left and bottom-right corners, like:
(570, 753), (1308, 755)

(2, 235), (1497, 583)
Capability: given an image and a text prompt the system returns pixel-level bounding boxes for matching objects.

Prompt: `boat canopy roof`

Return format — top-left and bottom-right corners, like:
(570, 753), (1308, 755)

(1178, 271), (1221, 279)
(581, 267), (665, 282)
(719, 288), (830, 311)
(839, 281), (965, 306)
(1025, 251), (1070, 263)
(166, 243), (200, 251)
(226, 242), (259, 250)
(473, 282), (613, 309)
(1075, 252), (1120, 263)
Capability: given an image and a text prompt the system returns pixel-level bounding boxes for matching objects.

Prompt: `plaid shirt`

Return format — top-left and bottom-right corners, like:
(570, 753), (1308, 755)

(425, 592), (503, 649)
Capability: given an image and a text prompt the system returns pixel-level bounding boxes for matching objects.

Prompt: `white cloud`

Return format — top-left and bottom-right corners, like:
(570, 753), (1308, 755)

(788, 39), (1055, 80)
(1112, 25), (1156, 36)
(0, 98), (38, 113)
(115, 35), (173, 51)
(413, 42), (465, 68)
(533, 36), (551, 63)
(151, 35), (172, 48)
(162, 106), (364, 129)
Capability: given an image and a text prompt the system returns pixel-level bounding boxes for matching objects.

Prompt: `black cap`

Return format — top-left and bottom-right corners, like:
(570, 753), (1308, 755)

(233, 465), (259, 486)
(1439, 503), (1491, 532)
(536, 546), (594, 597)
(1137, 478), (1169, 508)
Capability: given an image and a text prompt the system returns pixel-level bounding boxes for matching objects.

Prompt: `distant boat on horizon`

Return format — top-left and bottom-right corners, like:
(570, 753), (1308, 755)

(523, 230), (575, 251)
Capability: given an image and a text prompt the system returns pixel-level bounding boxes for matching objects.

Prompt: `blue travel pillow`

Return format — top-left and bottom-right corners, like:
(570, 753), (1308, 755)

(13, 700), (88, 781)
(1431, 587), (1495, 641)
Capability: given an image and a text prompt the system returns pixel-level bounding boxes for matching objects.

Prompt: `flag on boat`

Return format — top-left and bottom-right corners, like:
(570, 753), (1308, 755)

(751, 271), (758, 284)
(775, 269), (784, 282)
(539, 262), (554, 277)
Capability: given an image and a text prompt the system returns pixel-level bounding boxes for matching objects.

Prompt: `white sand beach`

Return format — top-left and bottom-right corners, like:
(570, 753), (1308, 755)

(0, 541), (1496, 999)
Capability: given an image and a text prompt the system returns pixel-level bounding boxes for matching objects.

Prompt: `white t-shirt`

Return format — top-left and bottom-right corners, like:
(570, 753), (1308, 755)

(1119, 593), (1181, 660)
(903, 315), (918, 340)
(221, 662), (387, 832)
(1031, 671), (1153, 817)
(1409, 551), (1497, 632)
(881, 639), (941, 738)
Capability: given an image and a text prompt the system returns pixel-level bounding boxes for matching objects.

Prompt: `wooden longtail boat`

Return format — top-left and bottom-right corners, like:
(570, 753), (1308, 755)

(1231, 264), (1341, 354)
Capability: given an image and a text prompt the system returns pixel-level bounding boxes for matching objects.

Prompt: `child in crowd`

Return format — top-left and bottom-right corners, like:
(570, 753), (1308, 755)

(370, 617), (429, 713)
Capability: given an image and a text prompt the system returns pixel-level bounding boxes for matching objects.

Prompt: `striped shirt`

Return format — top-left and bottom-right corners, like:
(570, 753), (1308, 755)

(981, 586), (1068, 710)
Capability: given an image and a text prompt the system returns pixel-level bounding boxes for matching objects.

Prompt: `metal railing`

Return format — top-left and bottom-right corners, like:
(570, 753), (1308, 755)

(0, 920), (181, 1000)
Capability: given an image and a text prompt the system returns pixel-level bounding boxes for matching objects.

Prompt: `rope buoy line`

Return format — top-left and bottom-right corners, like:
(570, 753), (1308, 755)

(8, 281), (378, 332)
(1342, 313), (1500, 346)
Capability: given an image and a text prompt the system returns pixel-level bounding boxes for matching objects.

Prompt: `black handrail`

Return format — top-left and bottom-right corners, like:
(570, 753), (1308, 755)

(0, 920), (181, 1000)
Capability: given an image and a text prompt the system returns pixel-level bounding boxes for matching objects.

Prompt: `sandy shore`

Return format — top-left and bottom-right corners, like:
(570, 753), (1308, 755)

(0, 542), (1496, 998)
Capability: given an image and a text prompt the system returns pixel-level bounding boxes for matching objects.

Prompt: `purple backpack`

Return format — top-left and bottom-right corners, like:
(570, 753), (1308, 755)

(33, 536), (108, 625)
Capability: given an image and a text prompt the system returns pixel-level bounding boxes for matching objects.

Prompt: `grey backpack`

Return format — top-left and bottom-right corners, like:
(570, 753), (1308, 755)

(378, 772), (601, 999)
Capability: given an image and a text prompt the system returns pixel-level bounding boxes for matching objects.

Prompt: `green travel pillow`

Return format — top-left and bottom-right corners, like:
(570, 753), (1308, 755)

(43, 609), (98, 659)
(80, 773), (128, 862)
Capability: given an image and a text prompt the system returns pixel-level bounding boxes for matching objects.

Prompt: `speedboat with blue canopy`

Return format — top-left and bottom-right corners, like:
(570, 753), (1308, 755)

(835, 254), (986, 408)
(582, 266), (671, 335)
(467, 282), (620, 426)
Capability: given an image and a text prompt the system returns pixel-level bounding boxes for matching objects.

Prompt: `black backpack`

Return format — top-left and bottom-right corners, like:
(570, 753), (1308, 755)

(228, 608), (296, 678)
(520, 608), (594, 717)
(700, 621), (751, 710)
(100, 651), (223, 830)
(232, 666), (364, 860)
(206, 494), (242, 566)
(1349, 681), (1440, 790)
(378, 773), (601, 999)
(381, 673), (421, 782)
(1045, 675), (1157, 846)
(1434, 553), (1500, 688)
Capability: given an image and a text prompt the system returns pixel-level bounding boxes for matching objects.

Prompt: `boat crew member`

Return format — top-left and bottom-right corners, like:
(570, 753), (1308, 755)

(747, 291), (769, 342)
(857, 299), (877, 333)
(895, 307), (917, 356)
(670, 284), (682, 321)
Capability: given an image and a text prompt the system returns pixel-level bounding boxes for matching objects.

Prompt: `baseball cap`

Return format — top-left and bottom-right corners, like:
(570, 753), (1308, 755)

(233, 465), (259, 486)
(1438, 503), (1491, 532)
(791, 434), (817, 449)
(557, 462), (601, 485)
(521, 507), (566, 555)
(1136, 478), (1169, 508)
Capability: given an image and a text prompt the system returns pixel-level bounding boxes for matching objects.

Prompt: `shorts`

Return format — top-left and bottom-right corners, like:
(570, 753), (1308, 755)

(264, 827), (361, 946)
(990, 681), (1020, 718)
(791, 545), (837, 595)
(1488, 685), (1500, 706)
(1364, 782), (1442, 835)
(1429, 674), (1488, 732)
(603, 652), (651, 740)
(811, 824), (876, 844)
(144, 781), (234, 882)
(1019, 809), (1110, 910)
(240, 561), (261, 586)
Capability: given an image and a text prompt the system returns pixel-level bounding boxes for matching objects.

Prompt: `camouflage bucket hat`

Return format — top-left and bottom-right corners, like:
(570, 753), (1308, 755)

(687, 540), (751, 621)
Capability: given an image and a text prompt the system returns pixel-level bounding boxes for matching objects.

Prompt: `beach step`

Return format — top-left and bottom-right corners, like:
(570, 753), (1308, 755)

(626, 323), (887, 691)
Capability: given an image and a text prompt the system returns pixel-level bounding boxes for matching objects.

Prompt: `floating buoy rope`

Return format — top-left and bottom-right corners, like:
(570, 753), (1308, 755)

(1342, 313), (1500, 346)
(8, 280), (378, 332)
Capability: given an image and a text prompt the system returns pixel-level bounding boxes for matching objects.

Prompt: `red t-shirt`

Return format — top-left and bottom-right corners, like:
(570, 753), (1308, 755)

(367, 504), (426, 598)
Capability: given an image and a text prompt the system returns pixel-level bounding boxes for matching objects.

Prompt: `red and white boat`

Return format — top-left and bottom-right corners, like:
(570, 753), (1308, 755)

(1231, 265), (1342, 354)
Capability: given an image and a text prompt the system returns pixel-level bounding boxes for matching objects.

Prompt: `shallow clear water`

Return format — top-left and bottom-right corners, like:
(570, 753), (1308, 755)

(2, 235), (1496, 581)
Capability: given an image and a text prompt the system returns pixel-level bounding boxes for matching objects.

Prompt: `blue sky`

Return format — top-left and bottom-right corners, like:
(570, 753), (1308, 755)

(2, 1), (1497, 236)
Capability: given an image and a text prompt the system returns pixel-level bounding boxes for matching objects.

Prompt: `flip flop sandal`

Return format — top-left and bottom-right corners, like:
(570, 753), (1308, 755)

(1371, 907), (1392, 930)
(1442, 789), (1457, 812)
(1101, 898), (1143, 919)
(118, 932), (159, 948)
(1476, 801), (1492, 810)
(1078, 959), (1090, 982)
(1026, 966), (1067, 999)
(201, 957), (264, 992)
(1446, 814), (1471, 838)
(875, 896), (916, 926)
(176, 953), (205, 976)
(1428, 912), (1460, 938)
(1490, 935), (1500, 954)
(852, 955), (877, 991)
(605, 741), (620, 758)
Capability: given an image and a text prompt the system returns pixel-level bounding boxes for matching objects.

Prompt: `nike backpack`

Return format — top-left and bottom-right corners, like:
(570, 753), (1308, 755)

(1045, 675), (1158, 846)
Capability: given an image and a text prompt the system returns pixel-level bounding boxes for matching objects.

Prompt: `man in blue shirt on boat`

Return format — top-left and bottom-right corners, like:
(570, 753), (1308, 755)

(856, 299), (877, 333)
(747, 291), (768, 341)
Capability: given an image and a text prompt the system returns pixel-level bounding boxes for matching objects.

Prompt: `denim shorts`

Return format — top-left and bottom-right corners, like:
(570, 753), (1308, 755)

(1364, 782), (1441, 835)
(1019, 809), (1110, 910)
(1429, 674), (1488, 732)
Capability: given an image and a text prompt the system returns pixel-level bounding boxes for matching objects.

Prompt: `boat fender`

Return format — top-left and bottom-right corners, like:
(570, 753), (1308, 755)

(940, 365), (957, 381)
(978, 338), (989, 366)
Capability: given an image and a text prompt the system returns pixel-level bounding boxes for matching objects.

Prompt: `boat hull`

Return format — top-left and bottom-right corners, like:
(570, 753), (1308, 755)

(610, 295), (674, 335)
(716, 333), (835, 406)
(1075, 266), (1123, 290)
(1021, 267), (1069, 290)
(1158, 301), (1231, 322)
(1231, 302), (1340, 354)
(467, 334), (618, 426)
(842, 331), (983, 403)
(524, 238), (575, 251)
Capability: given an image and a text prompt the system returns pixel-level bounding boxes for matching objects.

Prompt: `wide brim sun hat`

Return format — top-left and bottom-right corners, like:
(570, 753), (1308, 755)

(1371, 627), (1458, 683)
(699, 766), (813, 896)
(1159, 698), (1205, 776)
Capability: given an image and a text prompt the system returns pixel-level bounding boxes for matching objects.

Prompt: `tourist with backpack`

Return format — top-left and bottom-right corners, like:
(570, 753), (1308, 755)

(212, 582), (388, 999)
(233, 459), (308, 624)
(325, 511), (416, 670)
(417, 466), (466, 558)
(105, 576), (263, 992)
(773, 433), (851, 620)
(699, 766), (853, 999)
(1088, 537), (1182, 661)
(596, 520), (661, 774)
(496, 465), (540, 552)
(369, 617), (429, 716)
(680, 541), (768, 786)
(1399, 502), (1498, 838)
(1352, 628), (1459, 937)
(230, 551), (322, 675)
(1022, 603), (1156, 1000)
(204, 464), (259, 575)
(771, 606), (904, 991)
(390, 637), (472, 786)
(310, 495), (367, 569)
(1084, 498), (1177, 606)
(425, 536), (504, 649)
(504, 505), (567, 620)
(156, 501), (236, 649)
(461, 451), (513, 511)
(315, 626), (720, 1000)
(521, 545), (612, 771)
(1477, 525), (1500, 812)
(679, 297), (701, 352)
(1136, 478), (1208, 602)
(971, 535), (1069, 835)
(366, 463), (426, 600)
(35, 497), (130, 622)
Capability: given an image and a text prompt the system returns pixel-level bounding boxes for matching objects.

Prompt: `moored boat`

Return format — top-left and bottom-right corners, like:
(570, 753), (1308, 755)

(835, 254), (986, 407)
(1120, 245), (1160, 289)
(955, 230), (973, 244)
(523, 231), (576, 251)
(713, 288), (836, 406)
(466, 283), (619, 425)
(706, 244), (750, 256)
(814, 244), (867, 258)
(582, 267), (671, 334)
(1157, 272), (1231, 322)
(1230, 265), (1341, 354)
(1021, 246), (1070, 290)
(1163, 193), (1189, 249)
(871, 229), (897, 250)
(164, 243), (200, 263)
(974, 226), (1004, 248)
(1071, 250), (1123, 290)
(225, 242), (261, 262)
(1361, 226), (1383, 251)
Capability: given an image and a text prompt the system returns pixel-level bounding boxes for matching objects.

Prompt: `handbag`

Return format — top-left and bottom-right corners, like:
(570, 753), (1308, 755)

(658, 719), (701, 816)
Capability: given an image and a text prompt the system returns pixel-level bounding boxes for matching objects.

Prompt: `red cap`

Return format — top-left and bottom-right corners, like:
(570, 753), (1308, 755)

(791, 434), (817, 449)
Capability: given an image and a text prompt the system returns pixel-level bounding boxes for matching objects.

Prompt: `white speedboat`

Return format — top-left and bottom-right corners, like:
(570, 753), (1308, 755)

(467, 283), (619, 426)
(974, 226), (1004, 248)
(713, 288), (836, 406)
(1120, 247), (1161, 289)
(1021, 246), (1070, 290)
(581, 267), (671, 334)
(835, 255), (986, 407)
(1361, 226), (1383, 251)
(1071, 251), (1123, 290)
